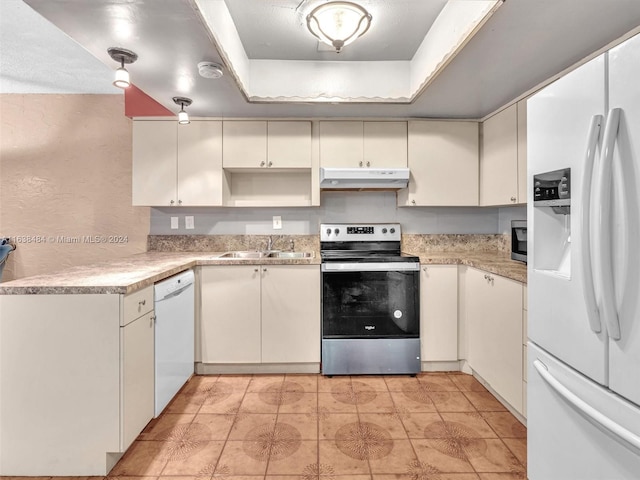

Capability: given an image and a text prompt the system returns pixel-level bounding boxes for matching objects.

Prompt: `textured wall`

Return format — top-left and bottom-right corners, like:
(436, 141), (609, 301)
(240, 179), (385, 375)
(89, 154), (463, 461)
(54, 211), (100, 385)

(0, 94), (149, 281)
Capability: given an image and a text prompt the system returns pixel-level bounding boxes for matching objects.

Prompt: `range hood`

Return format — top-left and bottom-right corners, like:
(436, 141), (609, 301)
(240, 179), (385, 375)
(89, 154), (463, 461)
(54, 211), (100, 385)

(320, 167), (410, 190)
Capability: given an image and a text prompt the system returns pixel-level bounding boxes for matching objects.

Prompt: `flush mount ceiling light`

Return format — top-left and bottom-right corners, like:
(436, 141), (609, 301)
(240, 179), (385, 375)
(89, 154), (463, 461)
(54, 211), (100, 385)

(306, 1), (372, 53)
(197, 61), (224, 79)
(107, 47), (138, 88)
(173, 96), (192, 125)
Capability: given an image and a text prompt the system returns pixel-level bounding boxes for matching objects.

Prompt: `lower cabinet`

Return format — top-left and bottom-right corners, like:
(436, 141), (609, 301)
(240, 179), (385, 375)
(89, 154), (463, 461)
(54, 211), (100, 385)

(200, 265), (320, 365)
(465, 267), (524, 414)
(420, 265), (458, 363)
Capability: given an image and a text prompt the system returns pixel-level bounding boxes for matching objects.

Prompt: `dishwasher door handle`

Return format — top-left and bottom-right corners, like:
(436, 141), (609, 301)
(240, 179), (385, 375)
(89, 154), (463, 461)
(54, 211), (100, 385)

(156, 283), (193, 302)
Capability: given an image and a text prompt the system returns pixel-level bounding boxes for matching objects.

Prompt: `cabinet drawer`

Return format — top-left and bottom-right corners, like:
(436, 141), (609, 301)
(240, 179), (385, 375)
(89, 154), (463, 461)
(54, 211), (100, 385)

(122, 285), (154, 326)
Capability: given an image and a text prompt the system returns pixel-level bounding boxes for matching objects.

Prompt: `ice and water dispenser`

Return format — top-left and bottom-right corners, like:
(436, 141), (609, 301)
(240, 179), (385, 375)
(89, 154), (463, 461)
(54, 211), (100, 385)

(533, 168), (571, 277)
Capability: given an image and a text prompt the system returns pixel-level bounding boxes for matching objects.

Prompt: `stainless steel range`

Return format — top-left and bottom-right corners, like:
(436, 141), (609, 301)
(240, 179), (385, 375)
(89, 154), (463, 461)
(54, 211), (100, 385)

(321, 223), (421, 375)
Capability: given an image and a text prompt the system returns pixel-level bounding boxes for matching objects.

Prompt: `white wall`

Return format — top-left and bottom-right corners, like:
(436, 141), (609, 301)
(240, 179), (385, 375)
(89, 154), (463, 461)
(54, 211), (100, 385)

(150, 191), (525, 235)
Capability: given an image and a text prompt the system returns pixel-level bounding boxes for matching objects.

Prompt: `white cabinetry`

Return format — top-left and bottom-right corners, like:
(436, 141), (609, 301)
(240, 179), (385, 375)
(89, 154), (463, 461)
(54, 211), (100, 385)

(398, 121), (479, 206)
(480, 101), (527, 206)
(0, 286), (155, 475)
(132, 120), (223, 206)
(319, 121), (407, 168)
(465, 267), (524, 414)
(200, 265), (320, 366)
(420, 265), (458, 364)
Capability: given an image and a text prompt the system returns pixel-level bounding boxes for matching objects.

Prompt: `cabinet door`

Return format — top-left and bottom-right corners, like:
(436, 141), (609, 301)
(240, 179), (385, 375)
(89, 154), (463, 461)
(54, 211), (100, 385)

(200, 266), (261, 363)
(261, 265), (321, 363)
(466, 267), (523, 412)
(399, 121), (479, 206)
(223, 121), (267, 169)
(363, 121), (407, 168)
(132, 121), (177, 206)
(121, 310), (154, 450)
(267, 121), (312, 168)
(177, 120), (223, 206)
(319, 121), (364, 167)
(420, 265), (458, 362)
(517, 100), (528, 203)
(480, 104), (519, 206)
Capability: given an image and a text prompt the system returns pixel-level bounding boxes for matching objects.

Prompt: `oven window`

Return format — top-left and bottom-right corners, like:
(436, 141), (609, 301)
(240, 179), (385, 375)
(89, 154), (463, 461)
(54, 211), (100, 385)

(322, 270), (419, 338)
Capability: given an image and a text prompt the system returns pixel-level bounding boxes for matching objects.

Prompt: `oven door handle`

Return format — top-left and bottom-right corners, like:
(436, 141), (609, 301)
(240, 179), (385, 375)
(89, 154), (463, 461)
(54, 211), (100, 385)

(321, 262), (421, 272)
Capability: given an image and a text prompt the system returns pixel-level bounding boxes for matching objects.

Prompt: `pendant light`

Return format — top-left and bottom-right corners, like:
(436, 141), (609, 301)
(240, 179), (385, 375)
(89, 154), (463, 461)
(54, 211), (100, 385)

(107, 47), (138, 88)
(173, 97), (192, 125)
(306, 1), (372, 53)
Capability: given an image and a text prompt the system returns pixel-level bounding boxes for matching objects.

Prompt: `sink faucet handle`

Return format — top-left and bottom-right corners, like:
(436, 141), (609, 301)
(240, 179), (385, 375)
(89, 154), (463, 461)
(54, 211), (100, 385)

(289, 238), (295, 251)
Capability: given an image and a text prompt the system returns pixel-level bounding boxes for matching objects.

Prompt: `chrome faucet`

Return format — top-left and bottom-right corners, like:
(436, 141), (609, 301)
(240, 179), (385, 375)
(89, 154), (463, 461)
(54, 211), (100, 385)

(266, 235), (274, 251)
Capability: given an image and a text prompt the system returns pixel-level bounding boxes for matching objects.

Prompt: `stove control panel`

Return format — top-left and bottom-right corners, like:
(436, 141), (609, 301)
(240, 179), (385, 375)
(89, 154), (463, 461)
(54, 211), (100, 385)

(321, 223), (402, 242)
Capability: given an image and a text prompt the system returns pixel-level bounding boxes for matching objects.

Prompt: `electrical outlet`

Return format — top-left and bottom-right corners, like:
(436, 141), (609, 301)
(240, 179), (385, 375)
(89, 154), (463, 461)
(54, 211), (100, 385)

(273, 215), (282, 230)
(170, 217), (179, 230)
(185, 216), (195, 230)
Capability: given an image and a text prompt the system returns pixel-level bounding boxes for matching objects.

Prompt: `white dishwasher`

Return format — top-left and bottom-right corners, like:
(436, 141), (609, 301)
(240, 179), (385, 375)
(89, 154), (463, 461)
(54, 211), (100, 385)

(154, 269), (195, 417)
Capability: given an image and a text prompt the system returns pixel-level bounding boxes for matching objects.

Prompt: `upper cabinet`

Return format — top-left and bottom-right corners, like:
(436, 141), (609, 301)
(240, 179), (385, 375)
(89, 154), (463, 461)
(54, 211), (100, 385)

(319, 121), (407, 168)
(398, 121), (479, 207)
(223, 121), (312, 169)
(480, 101), (527, 206)
(132, 120), (223, 206)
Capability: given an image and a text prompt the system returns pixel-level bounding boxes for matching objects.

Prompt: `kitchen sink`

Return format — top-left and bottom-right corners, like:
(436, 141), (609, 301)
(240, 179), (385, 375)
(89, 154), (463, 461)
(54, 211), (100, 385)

(216, 251), (314, 259)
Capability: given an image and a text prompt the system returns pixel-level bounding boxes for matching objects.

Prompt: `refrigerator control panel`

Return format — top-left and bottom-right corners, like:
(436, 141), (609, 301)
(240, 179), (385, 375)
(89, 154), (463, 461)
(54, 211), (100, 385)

(533, 168), (571, 206)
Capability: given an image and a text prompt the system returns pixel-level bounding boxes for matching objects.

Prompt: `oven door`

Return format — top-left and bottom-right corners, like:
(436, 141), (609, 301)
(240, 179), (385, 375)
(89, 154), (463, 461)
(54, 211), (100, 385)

(321, 262), (420, 339)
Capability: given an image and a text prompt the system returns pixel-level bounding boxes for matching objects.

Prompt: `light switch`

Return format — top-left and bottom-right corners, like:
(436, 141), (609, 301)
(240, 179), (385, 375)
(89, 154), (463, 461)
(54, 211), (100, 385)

(185, 216), (195, 230)
(170, 217), (179, 230)
(273, 216), (282, 230)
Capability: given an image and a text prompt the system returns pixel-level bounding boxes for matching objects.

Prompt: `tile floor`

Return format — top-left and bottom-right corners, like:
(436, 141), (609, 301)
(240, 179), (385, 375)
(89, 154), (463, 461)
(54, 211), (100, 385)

(13, 372), (528, 480)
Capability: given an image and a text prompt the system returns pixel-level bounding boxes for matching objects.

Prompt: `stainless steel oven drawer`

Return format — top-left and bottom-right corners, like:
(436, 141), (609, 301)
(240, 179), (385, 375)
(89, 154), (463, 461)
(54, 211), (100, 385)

(322, 338), (420, 375)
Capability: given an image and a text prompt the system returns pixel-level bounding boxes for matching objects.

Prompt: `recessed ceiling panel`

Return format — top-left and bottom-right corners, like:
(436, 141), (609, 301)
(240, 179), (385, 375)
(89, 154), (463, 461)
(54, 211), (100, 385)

(223, 0), (447, 61)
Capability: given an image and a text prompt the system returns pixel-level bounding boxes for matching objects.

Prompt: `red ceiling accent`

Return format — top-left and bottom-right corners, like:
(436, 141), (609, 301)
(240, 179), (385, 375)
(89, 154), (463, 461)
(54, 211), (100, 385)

(124, 84), (174, 118)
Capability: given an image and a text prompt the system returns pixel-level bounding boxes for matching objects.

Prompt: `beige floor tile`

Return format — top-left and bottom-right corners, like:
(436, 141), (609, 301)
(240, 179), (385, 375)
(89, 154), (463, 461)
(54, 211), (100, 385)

(358, 413), (409, 440)
(161, 440), (224, 475)
(140, 413), (195, 441)
(241, 392), (280, 413)
(368, 439), (418, 474)
(198, 391), (246, 414)
(462, 392), (507, 412)
(502, 437), (527, 466)
(318, 439), (371, 475)
(373, 475), (480, 480)
(181, 374), (219, 394)
(190, 412), (235, 440)
(417, 374), (460, 392)
(319, 412), (359, 440)
(276, 413), (318, 439)
(227, 413), (278, 441)
(165, 390), (204, 414)
(355, 390), (396, 412)
(400, 412), (442, 438)
(110, 441), (168, 475)
(247, 375), (285, 392)
(318, 375), (351, 392)
(411, 439), (475, 473)
(384, 375), (421, 392)
(216, 375), (252, 392)
(480, 412), (527, 438)
(478, 473), (528, 480)
(389, 390), (437, 413)
(318, 392), (358, 413)
(464, 439), (524, 473)
(351, 375), (390, 391)
(215, 440), (269, 476)
(429, 392), (476, 413)
(439, 413), (498, 438)
(266, 439), (318, 475)
(448, 374), (488, 392)
(276, 391), (318, 413)
(284, 373), (319, 393)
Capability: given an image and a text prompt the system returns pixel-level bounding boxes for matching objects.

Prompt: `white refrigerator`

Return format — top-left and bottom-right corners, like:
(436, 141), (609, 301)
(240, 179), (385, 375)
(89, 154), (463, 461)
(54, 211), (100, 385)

(527, 31), (640, 479)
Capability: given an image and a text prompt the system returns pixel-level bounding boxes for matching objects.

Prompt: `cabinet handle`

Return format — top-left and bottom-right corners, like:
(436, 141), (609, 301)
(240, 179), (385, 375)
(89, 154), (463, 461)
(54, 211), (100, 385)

(411, 199), (416, 205)
(422, 267), (427, 272)
(260, 161), (266, 167)
(268, 161), (273, 167)
(359, 161), (363, 167)
(254, 268), (259, 272)
(139, 299), (146, 306)
(178, 199), (182, 205)
(510, 196), (517, 203)
(150, 315), (156, 325)
(170, 200), (175, 206)
(263, 268), (267, 272)
(366, 161), (371, 167)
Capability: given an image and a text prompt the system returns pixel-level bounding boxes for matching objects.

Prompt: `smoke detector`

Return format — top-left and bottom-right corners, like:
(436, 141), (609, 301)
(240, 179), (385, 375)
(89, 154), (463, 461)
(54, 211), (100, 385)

(197, 62), (224, 79)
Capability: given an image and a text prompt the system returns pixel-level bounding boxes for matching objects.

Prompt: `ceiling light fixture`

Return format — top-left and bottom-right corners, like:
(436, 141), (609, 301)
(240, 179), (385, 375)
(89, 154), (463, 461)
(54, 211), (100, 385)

(306, 1), (372, 53)
(197, 61), (224, 79)
(173, 96), (192, 125)
(107, 47), (138, 88)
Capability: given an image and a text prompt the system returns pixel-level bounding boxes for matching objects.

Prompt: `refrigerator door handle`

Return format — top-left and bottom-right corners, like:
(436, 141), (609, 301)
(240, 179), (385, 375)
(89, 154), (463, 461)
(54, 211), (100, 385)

(534, 359), (640, 452)
(594, 108), (622, 340)
(581, 114), (604, 333)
